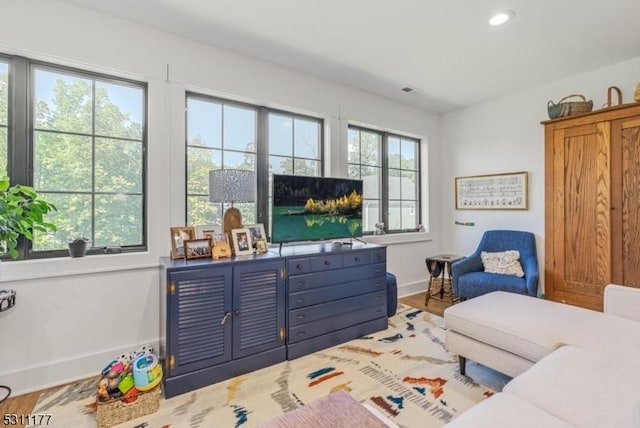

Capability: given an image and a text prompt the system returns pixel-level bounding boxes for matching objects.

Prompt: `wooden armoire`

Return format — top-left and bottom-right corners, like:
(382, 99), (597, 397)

(543, 102), (640, 311)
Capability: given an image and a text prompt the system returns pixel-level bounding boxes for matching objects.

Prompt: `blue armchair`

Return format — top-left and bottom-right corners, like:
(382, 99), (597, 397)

(451, 230), (539, 300)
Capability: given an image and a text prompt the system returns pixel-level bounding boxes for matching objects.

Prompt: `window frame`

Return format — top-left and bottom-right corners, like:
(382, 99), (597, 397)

(185, 92), (259, 228)
(185, 92), (324, 237)
(348, 124), (422, 234)
(1, 55), (148, 261)
(0, 54), (10, 178)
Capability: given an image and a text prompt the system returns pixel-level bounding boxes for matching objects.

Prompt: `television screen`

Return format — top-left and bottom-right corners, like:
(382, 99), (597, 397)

(272, 174), (363, 243)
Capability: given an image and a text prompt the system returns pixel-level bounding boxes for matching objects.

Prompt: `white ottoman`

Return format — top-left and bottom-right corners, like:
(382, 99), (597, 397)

(444, 291), (640, 377)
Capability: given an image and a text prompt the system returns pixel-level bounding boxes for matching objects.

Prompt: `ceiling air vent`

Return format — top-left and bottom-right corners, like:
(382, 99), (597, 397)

(401, 86), (414, 93)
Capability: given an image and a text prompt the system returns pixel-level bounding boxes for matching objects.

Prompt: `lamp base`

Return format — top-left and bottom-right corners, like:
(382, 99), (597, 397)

(223, 207), (243, 255)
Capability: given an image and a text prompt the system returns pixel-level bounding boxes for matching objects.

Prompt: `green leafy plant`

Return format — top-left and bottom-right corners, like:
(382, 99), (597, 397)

(0, 176), (57, 259)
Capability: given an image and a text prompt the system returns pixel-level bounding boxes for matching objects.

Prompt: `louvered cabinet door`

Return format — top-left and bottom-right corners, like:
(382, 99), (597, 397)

(167, 266), (233, 377)
(232, 260), (286, 359)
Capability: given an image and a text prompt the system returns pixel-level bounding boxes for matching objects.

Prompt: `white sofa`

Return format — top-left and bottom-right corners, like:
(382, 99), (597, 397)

(443, 284), (640, 428)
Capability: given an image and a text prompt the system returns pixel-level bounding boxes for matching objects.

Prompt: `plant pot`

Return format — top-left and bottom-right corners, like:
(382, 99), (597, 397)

(68, 240), (89, 258)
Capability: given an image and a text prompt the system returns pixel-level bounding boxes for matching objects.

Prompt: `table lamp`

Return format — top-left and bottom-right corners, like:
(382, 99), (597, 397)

(209, 169), (256, 251)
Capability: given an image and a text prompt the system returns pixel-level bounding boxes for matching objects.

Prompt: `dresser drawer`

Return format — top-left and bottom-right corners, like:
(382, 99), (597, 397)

(289, 299), (387, 343)
(343, 251), (371, 267)
(310, 254), (344, 271)
(288, 263), (386, 293)
(289, 291), (386, 327)
(371, 249), (386, 264)
(287, 258), (311, 275)
(288, 276), (386, 309)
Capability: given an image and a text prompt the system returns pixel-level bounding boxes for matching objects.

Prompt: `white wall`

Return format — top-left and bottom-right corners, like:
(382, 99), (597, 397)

(0, 0), (442, 395)
(441, 56), (640, 295)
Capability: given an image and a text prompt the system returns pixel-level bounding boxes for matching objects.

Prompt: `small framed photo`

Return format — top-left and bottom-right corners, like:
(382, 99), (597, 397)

(231, 228), (253, 256)
(195, 224), (222, 240)
(255, 238), (268, 254)
(245, 223), (267, 245)
(170, 226), (196, 259)
(184, 238), (212, 259)
(212, 233), (231, 259)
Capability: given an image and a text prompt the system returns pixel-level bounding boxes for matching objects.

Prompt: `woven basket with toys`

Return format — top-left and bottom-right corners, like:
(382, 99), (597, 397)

(96, 345), (163, 428)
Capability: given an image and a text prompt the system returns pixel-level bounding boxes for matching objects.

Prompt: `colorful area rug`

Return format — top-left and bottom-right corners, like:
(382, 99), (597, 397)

(30, 305), (508, 427)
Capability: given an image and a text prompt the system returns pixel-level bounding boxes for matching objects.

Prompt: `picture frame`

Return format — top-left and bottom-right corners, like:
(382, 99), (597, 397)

(455, 171), (528, 210)
(184, 238), (213, 259)
(254, 238), (268, 254)
(231, 228), (253, 256)
(170, 226), (196, 259)
(245, 223), (267, 248)
(195, 224), (222, 240)
(212, 233), (232, 259)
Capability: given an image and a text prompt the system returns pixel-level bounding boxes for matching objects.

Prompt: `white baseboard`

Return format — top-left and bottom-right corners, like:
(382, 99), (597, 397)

(1, 339), (159, 397)
(398, 280), (428, 298)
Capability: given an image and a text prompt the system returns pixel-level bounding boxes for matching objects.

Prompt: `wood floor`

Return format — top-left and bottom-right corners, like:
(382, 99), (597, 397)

(0, 290), (445, 426)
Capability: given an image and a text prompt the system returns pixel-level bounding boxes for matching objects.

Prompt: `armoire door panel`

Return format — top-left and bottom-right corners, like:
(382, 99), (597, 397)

(621, 121), (640, 287)
(558, 123), (611, 287)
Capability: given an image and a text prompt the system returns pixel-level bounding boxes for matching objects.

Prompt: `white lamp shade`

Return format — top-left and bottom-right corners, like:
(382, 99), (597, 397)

(209, 169), (256, 203)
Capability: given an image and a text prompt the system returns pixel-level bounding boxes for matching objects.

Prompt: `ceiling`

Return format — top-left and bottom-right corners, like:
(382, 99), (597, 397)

(59, 0), (640, 113)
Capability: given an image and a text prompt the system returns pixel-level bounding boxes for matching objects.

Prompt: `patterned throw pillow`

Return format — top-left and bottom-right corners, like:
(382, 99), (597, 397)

(481, 250), (525, 277)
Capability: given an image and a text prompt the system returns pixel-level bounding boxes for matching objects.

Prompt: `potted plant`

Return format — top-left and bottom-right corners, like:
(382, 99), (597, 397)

(0, 175), (57, 259)
(68, 237), (90, 258)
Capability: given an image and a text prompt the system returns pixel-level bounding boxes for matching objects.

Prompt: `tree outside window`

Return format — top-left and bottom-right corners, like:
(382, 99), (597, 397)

(32, 66), (146, 251)
(0, 61), (8, 177)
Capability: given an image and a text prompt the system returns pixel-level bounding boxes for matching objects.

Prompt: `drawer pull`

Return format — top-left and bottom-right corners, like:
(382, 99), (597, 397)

(296, 298), (305, 304)
(296, 281), (305, 287)
(324, 260), (331, 266)
(376, 281), (383, 288)
(355, 257), (360, 262)
(297, 331), (306, 337)
(296, 315), (305, 320)
(296, 263), (304, 270)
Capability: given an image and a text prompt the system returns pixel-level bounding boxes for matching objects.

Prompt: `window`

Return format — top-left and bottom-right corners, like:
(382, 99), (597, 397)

(267, 111), (322, 228)
(186, 95), (257, 226)
(348, 125), (421, 233)
(268, 112), (322, 176)
(185, 93), (323, 232)
(3, 56), (147, 259)
(347, 128), (382, 232)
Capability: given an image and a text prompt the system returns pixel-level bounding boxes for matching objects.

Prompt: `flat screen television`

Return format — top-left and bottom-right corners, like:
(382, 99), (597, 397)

(271, 174), (363, 243)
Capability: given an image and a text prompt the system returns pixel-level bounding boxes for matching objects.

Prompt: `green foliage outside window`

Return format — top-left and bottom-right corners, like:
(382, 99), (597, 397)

(1, 64), (8, 177)
(32, 70), (144, 251)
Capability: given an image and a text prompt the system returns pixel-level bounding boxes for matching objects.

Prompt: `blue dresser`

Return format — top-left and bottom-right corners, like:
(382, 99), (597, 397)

(159, 242), (387, 398)
(283, 243), (387, 359)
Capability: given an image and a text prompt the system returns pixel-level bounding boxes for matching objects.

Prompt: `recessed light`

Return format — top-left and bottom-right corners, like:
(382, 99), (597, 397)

(489, 10), (515, 26)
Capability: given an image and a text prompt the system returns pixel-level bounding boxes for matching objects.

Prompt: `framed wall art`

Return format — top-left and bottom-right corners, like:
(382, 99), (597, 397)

(455, 171), (528, 210)
(170, 226), (196, 259)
